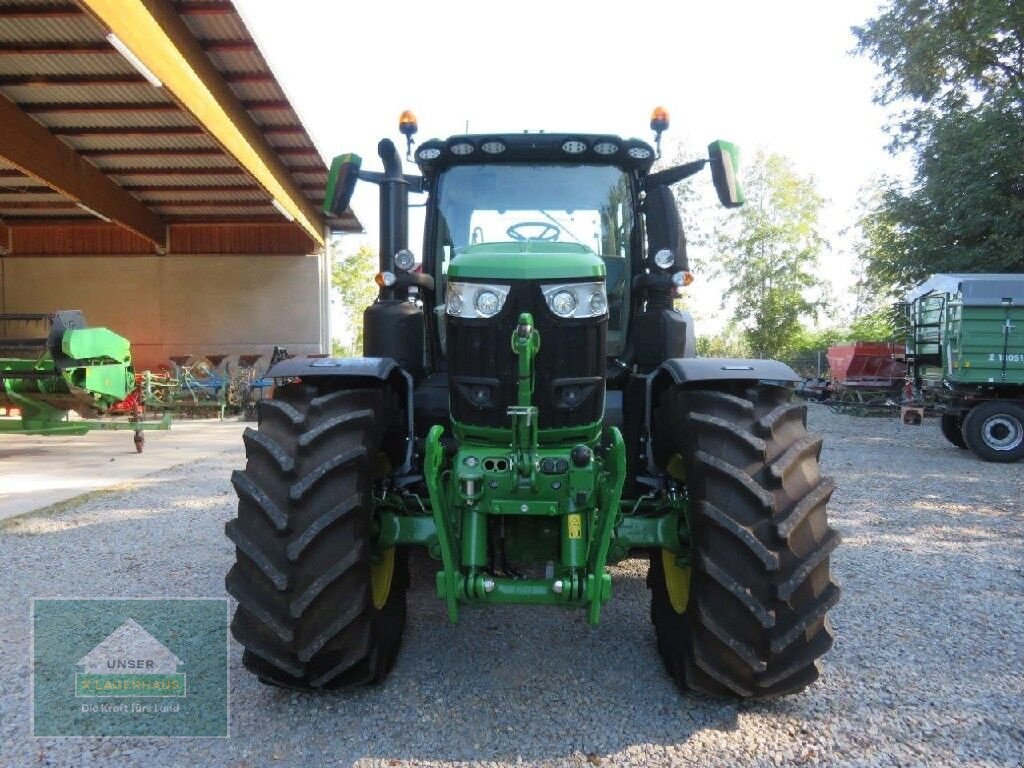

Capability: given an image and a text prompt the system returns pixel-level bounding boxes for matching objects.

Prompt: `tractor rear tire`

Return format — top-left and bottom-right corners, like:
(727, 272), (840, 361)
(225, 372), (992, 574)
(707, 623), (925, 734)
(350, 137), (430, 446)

(962, 401), (1024, 463)
(649, 383), (840, 699)
(939, 413), (968, 449)
(226, 382), (408, 689)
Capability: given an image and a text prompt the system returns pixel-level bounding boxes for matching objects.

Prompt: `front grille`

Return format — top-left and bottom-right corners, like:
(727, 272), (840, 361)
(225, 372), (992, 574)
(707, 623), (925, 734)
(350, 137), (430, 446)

(447, 280), (606, 429)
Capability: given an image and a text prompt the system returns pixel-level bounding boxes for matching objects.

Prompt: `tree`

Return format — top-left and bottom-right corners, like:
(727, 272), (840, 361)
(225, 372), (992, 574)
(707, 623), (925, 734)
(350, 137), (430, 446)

(709, 151), (830, 360)
(330, 244), (378, 356)
(852, 0), (1024, 146)
(853, 1), (1024, 292)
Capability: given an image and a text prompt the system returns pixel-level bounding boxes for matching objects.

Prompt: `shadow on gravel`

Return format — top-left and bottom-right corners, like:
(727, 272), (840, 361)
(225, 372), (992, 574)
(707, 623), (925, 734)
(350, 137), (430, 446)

(229, 551), (757, 764)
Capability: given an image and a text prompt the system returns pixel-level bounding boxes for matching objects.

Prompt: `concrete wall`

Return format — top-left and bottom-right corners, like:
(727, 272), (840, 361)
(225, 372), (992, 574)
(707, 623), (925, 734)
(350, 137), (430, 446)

(0, 253), (329, 371)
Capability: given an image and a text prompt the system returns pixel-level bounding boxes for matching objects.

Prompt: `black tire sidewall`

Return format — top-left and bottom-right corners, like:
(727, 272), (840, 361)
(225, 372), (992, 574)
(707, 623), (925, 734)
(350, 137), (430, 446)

(962, 401), (1024, 463)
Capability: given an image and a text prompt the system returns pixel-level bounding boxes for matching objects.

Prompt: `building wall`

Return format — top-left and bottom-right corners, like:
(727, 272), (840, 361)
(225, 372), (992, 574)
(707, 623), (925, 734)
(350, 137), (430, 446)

(0, 253), (329, 371)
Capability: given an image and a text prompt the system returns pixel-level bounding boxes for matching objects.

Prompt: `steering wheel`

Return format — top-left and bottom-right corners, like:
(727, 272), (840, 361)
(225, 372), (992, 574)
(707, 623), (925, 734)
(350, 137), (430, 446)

(506, 221), (561, 242)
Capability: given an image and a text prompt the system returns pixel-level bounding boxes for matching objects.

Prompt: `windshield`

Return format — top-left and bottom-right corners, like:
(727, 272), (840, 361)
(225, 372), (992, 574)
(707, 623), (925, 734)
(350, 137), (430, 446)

(434, 163), (632, 256)
(432, 164), (634, 351)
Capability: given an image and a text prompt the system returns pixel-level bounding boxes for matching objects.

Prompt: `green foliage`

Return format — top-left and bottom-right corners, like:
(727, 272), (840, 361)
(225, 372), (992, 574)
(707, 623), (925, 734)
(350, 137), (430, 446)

(709, 151), (830, 360)
(852, 0), (1024, 144)
(695, 327), (751, 358)
(861, 100), (1024, 292)
(330, 244), (378, 356)
(853, 0), (1024, 294)
(848, 308), (898, 342)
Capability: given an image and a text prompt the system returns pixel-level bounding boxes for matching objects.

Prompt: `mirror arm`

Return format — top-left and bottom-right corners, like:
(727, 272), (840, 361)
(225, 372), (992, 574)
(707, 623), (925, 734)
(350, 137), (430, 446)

(357, 170), (384, 184)
(645, 159), (707, 189)
(356, 170), (424, 193)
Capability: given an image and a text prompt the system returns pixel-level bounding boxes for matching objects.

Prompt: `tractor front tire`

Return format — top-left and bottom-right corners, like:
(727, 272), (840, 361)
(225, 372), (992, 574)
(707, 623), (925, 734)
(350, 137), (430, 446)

(226, 382), (408, 689)
(962, 401), (1024, 463)
(939, 413), (968, 449)
(649, 383), (840, 699)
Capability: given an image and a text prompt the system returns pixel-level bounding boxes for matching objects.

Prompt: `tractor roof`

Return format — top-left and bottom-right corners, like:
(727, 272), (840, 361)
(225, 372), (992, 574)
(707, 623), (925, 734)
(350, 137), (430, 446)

(413, 133), (657, 176)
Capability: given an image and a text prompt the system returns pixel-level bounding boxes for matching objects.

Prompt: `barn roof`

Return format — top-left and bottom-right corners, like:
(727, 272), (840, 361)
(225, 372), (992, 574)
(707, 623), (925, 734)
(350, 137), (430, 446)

(0, 0), (359, 256)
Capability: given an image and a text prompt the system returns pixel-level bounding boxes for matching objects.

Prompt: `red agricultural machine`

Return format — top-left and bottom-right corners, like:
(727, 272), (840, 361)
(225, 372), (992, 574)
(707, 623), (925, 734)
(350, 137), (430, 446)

(796, 342), (907, 414)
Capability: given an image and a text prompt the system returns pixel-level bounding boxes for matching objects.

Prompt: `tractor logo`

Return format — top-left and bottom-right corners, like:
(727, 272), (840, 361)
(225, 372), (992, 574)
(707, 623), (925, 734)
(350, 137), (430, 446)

(75, 618), (186, 697)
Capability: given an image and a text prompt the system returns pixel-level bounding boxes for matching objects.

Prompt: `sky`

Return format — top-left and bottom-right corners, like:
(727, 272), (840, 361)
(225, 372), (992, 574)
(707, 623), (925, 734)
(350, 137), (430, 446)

(235, 0), (908, 338)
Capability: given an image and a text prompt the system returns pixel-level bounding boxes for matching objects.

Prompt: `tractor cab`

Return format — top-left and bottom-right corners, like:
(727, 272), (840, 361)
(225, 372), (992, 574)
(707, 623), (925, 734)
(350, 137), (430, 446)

(324, 113), (744, 397)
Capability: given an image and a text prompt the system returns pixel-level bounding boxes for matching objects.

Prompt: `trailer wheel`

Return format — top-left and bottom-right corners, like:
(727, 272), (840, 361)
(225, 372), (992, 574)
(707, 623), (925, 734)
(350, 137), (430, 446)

(649, 383), (840, 699)
(939, 414), (968, 449)
(226, 382), (408, 688)
(962, 401), (1024, 463)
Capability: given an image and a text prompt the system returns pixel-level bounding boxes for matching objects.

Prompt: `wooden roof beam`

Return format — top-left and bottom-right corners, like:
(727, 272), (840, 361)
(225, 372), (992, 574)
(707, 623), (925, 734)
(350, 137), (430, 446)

(0, 94), (166, 250)
(77, 0), (325, 246)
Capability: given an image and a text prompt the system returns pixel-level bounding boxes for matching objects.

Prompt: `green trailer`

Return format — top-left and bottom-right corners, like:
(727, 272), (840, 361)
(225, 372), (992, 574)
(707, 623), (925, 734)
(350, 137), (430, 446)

(904, 274), (1024, 462)
(0, 311), (170, 451)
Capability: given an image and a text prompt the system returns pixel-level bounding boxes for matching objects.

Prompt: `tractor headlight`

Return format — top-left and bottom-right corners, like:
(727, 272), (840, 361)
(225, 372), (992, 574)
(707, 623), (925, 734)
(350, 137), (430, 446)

(542, 282), (608, 319)
(446, 282), (510, 318)
(393, 249), (415, 271)
(653, 248), (675, 269)
(475, 289), (501, 317)
(550, 290), (578, 316)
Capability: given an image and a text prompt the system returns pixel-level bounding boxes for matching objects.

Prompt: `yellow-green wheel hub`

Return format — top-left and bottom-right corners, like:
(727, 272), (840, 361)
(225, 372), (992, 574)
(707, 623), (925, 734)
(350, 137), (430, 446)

(371, 547), (395, 609)
(662, 548), (691, 614)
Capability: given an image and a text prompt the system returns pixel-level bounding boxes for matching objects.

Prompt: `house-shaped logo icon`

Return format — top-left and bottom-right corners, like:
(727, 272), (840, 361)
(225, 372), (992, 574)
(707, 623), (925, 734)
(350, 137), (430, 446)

(75, 618), (186, 697)
(78, 619), (182, 674)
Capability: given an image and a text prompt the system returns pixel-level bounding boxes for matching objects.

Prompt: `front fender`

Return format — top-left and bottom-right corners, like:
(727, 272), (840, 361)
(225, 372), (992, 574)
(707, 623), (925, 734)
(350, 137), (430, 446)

(266, 355), (415, 477)
(641, 357), (801, 478)
(656, 357), (801, 386)
(266, 355), (400, 381)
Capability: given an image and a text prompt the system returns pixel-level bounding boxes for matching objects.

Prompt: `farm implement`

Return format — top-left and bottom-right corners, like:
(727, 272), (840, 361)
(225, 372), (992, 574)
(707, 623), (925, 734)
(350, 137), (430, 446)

(0, 311), (170, 451)
(823, 342), (907, 415)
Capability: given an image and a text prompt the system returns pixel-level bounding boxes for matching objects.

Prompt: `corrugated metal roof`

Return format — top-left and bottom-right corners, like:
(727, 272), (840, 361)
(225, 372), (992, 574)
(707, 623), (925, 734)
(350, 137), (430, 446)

(227, 81), (283, 102)
(137, 188), (269, 203)
(0, 190), (65, 201)
(0, 52), (132, 77)
(202, 49), (266, 75)
(0, 15), (106, 45)
(0, 0), (358, 234)
(63, 133), (219, 151)
(0, 83), (174, 104)
(150, 203), (277, 216)
(30, 110), (201, 129)
(264, 133), (315, 150)
(179, 9), (250, 41)
(107, 171), (250, 187)
(90, 154), (247, 170)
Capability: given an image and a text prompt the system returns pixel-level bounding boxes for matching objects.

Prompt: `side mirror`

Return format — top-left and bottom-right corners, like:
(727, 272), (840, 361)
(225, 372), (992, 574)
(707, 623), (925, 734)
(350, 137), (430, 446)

(324, 152), (362, 217)
(708, 140), (744, 208)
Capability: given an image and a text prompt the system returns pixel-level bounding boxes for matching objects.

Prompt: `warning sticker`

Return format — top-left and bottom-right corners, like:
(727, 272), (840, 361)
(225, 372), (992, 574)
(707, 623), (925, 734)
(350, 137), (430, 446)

(567, 513), (583, 539)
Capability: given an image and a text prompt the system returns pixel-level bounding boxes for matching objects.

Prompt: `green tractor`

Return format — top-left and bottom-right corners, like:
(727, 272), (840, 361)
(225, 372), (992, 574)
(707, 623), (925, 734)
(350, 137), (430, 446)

(225, 111), (840, 698)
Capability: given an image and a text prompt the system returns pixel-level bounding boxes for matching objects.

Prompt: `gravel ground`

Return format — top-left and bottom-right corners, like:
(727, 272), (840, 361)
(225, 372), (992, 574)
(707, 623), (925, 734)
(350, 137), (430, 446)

(1, 405), (1022, 767)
